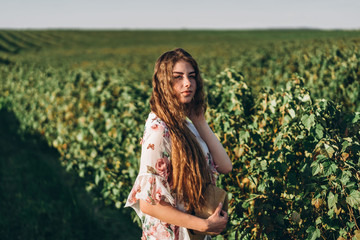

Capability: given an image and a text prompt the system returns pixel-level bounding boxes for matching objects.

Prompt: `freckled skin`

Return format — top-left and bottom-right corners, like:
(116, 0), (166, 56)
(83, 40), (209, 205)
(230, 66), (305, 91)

(172, 60), (197, 104)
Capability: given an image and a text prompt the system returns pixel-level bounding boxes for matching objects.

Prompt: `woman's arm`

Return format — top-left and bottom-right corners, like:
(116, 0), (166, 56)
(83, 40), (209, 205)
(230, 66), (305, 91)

(140, 199), (228, 235)
(189, 113), (232, 174)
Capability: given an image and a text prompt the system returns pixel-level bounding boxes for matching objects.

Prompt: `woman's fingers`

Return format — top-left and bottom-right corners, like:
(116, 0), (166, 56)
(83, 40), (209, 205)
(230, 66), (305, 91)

(204, 202), (228, 235)
(220, 210), (228, 219)
(214, 202), (223, 216)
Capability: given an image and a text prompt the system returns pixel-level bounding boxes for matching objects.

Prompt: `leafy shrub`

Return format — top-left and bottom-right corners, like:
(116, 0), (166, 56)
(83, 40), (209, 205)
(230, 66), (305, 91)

(208, 70), (360, 239)
(1, 30), (360, 239)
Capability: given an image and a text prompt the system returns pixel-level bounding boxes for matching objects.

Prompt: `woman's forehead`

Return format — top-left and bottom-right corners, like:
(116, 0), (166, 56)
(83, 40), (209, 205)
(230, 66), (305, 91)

(173, 60), (195, 73)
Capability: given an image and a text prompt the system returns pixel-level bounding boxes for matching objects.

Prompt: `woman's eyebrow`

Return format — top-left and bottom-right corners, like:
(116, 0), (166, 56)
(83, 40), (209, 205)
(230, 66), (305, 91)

(172, 71), (196, 74)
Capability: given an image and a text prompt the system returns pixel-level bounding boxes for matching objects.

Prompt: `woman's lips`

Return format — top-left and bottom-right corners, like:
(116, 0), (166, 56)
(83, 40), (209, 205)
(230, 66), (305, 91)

(181, 90), (192, 96)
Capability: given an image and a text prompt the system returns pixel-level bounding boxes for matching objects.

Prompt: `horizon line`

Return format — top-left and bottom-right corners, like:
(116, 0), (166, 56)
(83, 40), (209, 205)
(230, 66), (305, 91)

(0, 27), (360, 31)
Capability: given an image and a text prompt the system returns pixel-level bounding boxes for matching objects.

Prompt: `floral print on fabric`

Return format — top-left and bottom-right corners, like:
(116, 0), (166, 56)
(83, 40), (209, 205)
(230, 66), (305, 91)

(125, 112), (216, 240)
(142, 216), (180, 240)
(127, 175), (173, 206)
(206, 152), (219, 185)
(155, 157), (170, 178)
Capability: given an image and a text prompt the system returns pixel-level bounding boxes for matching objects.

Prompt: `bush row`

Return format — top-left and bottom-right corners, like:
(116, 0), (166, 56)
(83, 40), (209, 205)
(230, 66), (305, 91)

(207, 69), (360, 239)
(1, 63), (359, 239)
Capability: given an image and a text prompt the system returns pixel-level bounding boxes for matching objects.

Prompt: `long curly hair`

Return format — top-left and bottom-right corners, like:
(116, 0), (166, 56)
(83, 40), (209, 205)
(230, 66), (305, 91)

(150, 48), (210, 212)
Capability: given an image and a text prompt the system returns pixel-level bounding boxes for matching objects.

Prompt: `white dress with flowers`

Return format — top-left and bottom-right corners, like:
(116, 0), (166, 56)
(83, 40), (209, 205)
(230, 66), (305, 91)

(125, 112), (218, 240)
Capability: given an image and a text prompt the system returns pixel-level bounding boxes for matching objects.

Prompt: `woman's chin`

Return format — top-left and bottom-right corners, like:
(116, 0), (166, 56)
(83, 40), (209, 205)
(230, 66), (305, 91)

(180, 96), (194, 104)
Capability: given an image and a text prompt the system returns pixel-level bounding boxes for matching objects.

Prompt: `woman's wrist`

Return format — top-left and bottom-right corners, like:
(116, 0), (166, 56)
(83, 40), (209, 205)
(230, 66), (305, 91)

(195, 218), (209, 232)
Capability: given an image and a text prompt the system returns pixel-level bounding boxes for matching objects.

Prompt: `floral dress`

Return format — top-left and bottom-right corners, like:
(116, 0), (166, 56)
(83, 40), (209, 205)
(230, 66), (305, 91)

(125, 112), (219, 240)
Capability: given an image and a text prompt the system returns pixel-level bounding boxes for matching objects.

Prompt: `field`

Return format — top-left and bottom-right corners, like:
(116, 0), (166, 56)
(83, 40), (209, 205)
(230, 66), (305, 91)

(0, 29), (360, 239)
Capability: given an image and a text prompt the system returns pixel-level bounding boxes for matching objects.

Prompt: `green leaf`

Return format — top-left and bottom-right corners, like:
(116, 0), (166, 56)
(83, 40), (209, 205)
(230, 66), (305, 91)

(301, 114), (315, 131)
(297, 133), (305, 139)
(340, 171), (351, 185)
(112, 188), (119, 196)
(241, 201), (250, 209)
(223, 121), (230, 131)
(315, 154), (328, 163)
(311, 162), (322, 176)
(311, 228), (321, 240)
(339, 228), (347, 237)
(347, 221), (356, 229)
(323, 161), (337, 176)
(341, 140), (351, 152)
(327, 192), (338, 210)
(300, 163), (308, 173)
(239, 130), (250, 142)
(288, 109), (296, 118)
(103, 190), (110, 198)
(324, 143), (335, 158)
(346, 190), (360, 207)
(306, 226), (321, 240)
(260, 160), (267, 170)
(115, 201), (121, 208)
(315, 124), (324, 139)
(352, 112), (360, 123)
(257, 182), (266, 192)
(95, 173), (100, 185)
(76, 132), (84, 141)
(299, 93), (311, 102)
(327, 208), (335, 217)
(269, 99), (276, 113)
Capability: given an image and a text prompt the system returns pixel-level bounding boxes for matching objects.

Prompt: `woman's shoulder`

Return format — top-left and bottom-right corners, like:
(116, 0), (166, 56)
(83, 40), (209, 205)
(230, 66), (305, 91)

(145, 112), (170, 134)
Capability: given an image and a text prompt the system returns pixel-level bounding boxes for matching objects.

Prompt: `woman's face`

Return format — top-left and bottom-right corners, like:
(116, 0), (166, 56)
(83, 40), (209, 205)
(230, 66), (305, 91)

(172, 60), (197, 104)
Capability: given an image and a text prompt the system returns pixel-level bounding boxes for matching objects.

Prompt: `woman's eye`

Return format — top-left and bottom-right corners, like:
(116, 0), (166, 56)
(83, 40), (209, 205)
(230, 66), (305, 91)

(173, 75), (195, 80)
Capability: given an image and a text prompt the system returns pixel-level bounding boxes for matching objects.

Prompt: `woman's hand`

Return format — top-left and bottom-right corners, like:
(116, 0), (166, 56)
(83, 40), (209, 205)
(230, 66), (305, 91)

(204, 202), (228, 235)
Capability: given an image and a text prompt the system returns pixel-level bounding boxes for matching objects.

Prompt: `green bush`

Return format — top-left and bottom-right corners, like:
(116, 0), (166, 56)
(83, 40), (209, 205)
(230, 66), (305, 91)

(1, 30), (360, 239)
(208, 70), (360, 239)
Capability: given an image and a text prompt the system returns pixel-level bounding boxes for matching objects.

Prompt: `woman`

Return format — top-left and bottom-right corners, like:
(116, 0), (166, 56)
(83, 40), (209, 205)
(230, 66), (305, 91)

(125, 48), (232, 239)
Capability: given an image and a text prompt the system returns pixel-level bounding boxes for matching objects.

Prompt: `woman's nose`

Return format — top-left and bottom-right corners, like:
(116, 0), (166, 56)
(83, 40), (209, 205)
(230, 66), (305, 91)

(184, 76), (191, 87)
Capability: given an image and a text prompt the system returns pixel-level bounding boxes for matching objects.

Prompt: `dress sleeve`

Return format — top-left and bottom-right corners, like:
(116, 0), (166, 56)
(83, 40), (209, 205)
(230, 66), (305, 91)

(125, 117), (174, 218)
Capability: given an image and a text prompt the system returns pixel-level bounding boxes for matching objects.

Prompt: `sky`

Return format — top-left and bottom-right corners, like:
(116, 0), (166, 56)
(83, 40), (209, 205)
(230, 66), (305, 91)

(1, 0), (359, 30)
